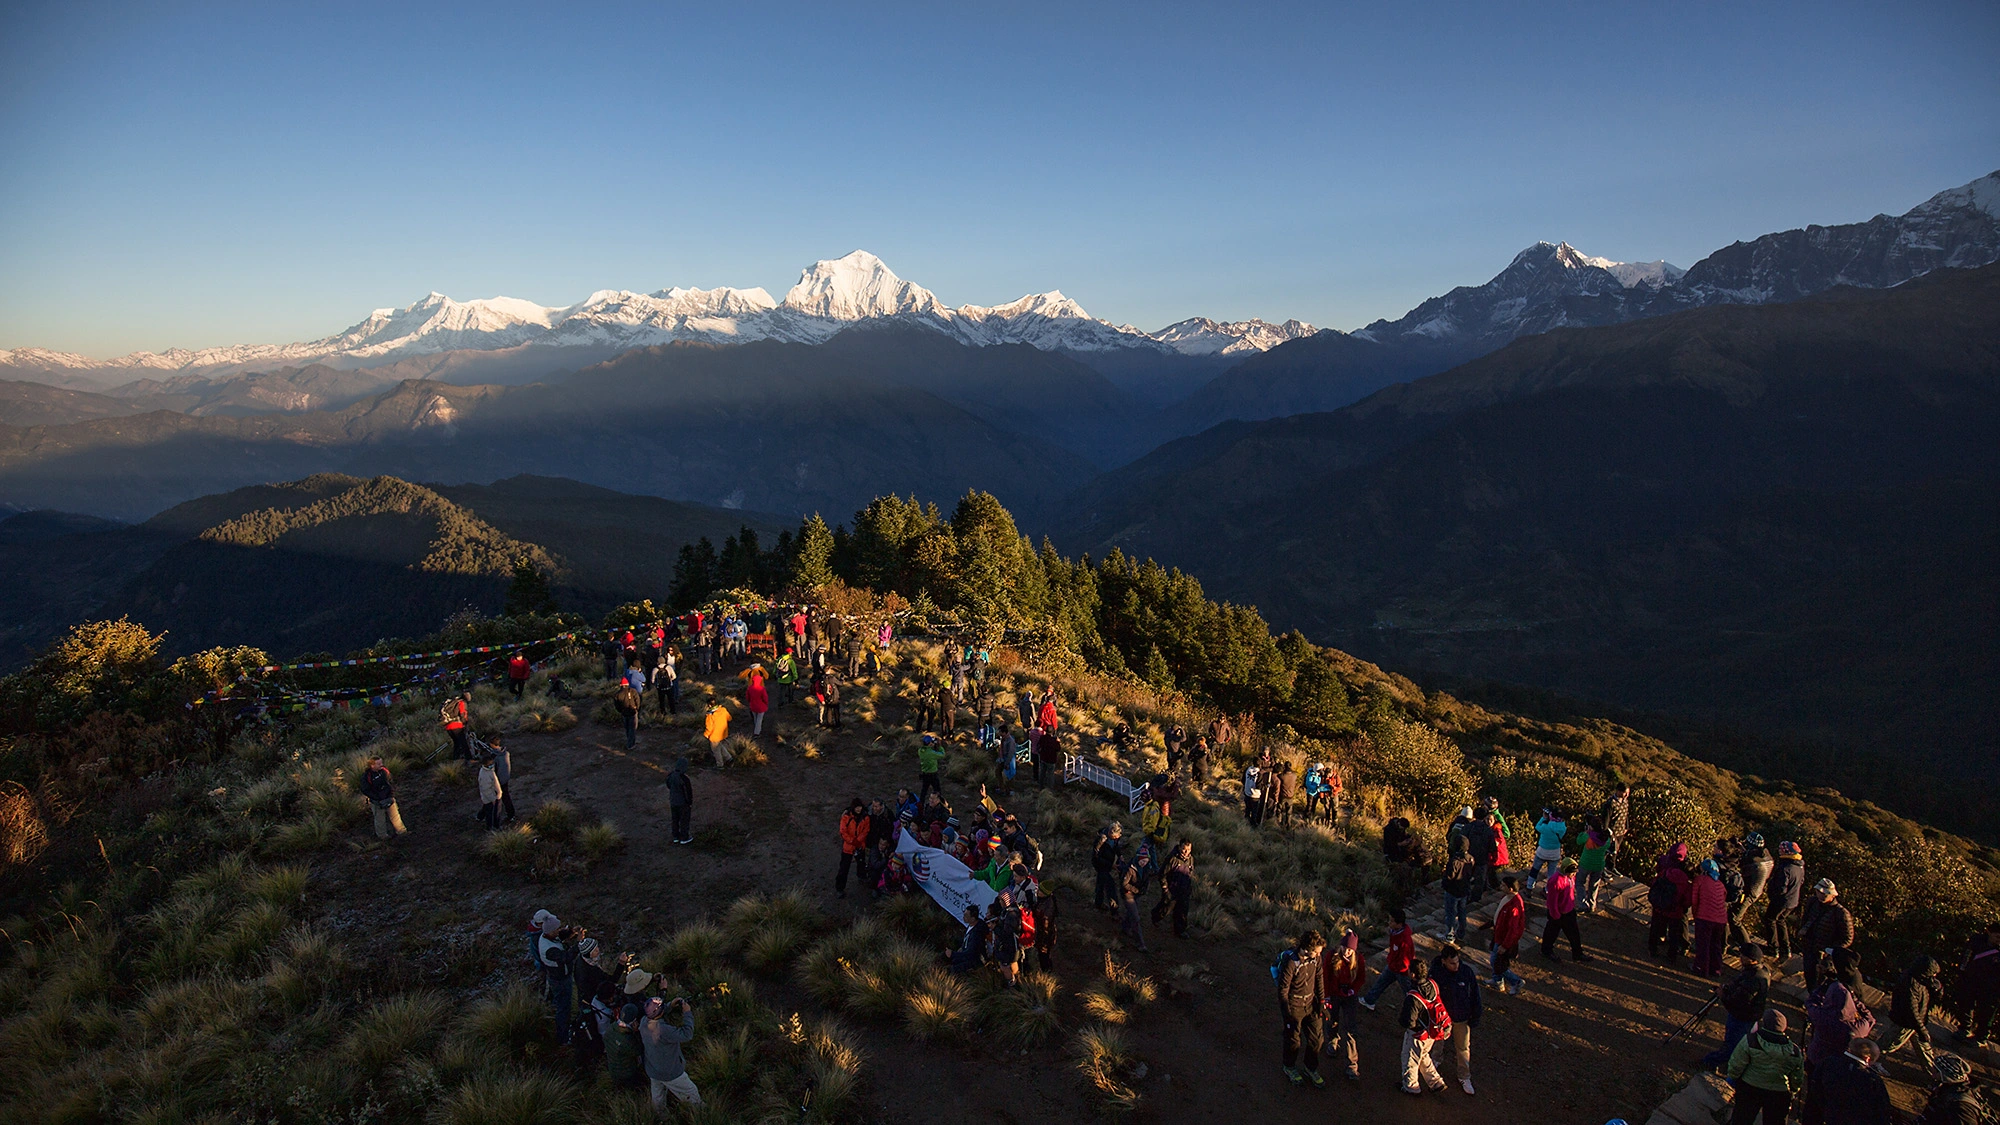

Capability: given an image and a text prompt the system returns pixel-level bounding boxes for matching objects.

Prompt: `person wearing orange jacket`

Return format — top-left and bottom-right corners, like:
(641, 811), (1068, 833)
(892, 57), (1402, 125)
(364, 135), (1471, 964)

(835, 798), (870, 897)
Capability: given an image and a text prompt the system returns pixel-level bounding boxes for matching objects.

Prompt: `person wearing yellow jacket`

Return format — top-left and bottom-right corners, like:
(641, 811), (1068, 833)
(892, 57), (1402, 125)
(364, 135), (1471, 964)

(703, 703), (733, 766)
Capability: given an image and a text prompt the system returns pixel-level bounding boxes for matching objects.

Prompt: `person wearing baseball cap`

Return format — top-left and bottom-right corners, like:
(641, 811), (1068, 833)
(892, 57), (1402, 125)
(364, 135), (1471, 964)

(1799, 877), (1854, 993)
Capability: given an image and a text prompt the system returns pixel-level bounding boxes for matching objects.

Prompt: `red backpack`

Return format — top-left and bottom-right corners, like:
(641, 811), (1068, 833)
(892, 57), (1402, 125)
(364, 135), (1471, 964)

(1412, 983), (1452, 1041)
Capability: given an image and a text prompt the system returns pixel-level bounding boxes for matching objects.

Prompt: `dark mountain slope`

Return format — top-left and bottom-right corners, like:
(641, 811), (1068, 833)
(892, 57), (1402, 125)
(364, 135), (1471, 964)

(1064, 265), (2000, 836)
(0, 380), (147, 427)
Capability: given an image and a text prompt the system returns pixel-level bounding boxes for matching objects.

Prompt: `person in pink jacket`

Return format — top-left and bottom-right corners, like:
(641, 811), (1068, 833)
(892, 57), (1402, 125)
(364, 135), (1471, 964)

(1691, 858), (1731, 977)
(740, 665), (770, 736)
(1538, 858), (1591, 963)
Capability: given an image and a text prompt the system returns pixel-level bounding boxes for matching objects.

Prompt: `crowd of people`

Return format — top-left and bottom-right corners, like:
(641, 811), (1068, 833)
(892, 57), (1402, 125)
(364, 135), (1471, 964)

(429, 603), (1996, 1121)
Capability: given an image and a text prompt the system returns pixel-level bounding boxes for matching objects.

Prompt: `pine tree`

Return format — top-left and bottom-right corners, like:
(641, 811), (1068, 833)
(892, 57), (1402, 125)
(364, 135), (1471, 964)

(791, 514), (836, 590)
(503, 558), (558, 616)
(670, 538), (719, 607)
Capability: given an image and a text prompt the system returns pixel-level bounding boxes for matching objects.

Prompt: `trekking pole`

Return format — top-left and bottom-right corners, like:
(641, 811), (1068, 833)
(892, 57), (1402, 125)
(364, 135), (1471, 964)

(1662, 994), (1719, 1045)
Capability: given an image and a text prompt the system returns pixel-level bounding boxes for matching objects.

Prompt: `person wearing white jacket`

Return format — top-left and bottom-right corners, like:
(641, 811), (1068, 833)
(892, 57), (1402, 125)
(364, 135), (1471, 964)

(478, 754), (504, 830)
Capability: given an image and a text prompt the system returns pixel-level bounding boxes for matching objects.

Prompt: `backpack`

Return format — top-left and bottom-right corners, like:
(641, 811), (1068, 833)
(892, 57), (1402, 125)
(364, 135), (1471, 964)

(1649, 873), (1679, 911)
(1269, 947), (1296, 984)
(1720, 971), (1762, 1017)
(1412, 984), (1452, 1040)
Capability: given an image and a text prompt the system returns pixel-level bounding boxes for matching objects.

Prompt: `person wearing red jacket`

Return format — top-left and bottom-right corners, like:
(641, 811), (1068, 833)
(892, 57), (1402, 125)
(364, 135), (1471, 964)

(1649, 842), (1695, 966)
(1691, 859), (1732, 977)
(834, 798), (870, 897)
(507, 653), (531, 699)
(1322, 930), (1369, 1081)
(1362, 906), (1416, 1010)
(1488, 875), (1527, 993)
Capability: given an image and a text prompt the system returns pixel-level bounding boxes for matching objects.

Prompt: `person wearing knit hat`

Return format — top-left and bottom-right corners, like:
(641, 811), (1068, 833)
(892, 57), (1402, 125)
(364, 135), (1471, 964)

(1798, 878), (1855, 993)
(1725, 1007), (1804, 1124)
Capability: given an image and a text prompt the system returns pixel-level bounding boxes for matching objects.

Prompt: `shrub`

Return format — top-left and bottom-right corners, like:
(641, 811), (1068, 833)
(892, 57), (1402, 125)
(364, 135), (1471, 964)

(579, 820), (624, 862)
(1626, 784), (1724, 868)
(433, 761), (466, 785)
(432, 1071), (579, 1125)
(686, 1023), (759, 1099)
(268, 812), (338, 855)
(344, 990), (451, 1071)
(220, 900), (291, 967)
(724, 736), (767, 767)
(647, 921), (726, 976)
(903, 971), (970, 1042)
(743, 923), (808, 973)
(481, 824), (538, 868)
(1070, 1023), (1140, 1117)
(245, 864), (308, 909)
(529, 799), (580, 841)
(517, 706), (579, 733)
(454, 982), (549, 1062)
(1364, 717), (1476, 819)
(980, 970), (1062, 1046)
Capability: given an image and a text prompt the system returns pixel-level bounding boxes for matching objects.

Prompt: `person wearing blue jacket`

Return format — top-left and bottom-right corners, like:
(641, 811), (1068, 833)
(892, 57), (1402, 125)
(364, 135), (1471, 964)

(1431, 944), (1484, 1096)
(1526, 808), (1569, 893)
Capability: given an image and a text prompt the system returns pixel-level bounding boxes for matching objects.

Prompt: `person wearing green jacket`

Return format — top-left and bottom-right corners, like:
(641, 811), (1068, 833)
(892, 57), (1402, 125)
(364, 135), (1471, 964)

(1726, 1009), (1805, 1124)
(975, 847), (1015, 891)
(775, 650), (800, 706)
(604, 1003), (645, 1090)
(918, 734), (947, 800)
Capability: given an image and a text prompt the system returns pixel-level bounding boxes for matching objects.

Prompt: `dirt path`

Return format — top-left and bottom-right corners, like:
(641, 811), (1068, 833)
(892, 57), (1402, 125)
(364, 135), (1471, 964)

(307, 664), (1954, 1123)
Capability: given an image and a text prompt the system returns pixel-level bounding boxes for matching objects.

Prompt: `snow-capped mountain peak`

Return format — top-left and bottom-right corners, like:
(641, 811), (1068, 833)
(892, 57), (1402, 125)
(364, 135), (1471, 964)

(781, 250), (944, 319)
(1149, 317), (1320, 356)
(957, 290), (1092, 321)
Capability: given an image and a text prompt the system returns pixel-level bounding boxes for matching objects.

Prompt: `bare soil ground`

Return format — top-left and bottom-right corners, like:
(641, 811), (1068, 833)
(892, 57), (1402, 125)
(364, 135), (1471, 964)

(307, 662), (1958, 1123)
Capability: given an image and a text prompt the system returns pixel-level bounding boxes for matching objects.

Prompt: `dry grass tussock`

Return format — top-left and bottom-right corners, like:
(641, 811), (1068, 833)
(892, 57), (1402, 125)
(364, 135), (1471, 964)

(1070, 1022), (1142, 1117)
(723, 735), (768, 766)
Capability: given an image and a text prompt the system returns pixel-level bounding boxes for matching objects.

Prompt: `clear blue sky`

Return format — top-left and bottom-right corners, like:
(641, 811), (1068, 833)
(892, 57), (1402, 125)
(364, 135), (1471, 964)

(2, 1), (1995, 356)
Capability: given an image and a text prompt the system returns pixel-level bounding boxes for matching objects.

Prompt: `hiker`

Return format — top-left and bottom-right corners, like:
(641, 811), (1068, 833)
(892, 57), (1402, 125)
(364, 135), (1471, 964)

(1601, 783), (1631, 877)
(949, 905), (988, 973)
(1277, 929), (1328, 1087)
(641, 996), (702, 1111)
(1735, 833), (1774, 949)
(360, 754), (405, 839)
(1805, 951), (1877, 1076)
(702, 702), (732, 766)
(1799, 880), (1855, 992)
(1765, 841), (1805, 967)
(1093, 822), (1126, 911)
(657, 647), (679, 714)
(1650, 842), (1694, 965)
(821, 671), (842, 728)
(917, 734), (945, 800)
(987, 899), (1021, 989)
(1431, 943), (1483, 1096)
(1119, 845), (1150, 951)
(442, 692), (471, 760)
(1483, 795), (1510, 885)
(1809, 1038), (1890, 1125)
(534, 915), (576, 1045)
(876, 852), (914, 896)
(740, 664), (769, 736)
(1440, 833), (1474, 944)
(1033, 725), (1061, 787)
(1361, 906), (1415, 1010)
(624, 660), (647, 695)
(1322, 930), (1367, 1080)
(774, 648), (799, 707)
(1242, 759), (1266, 827)
(1916, 1055), (1989, 1125)
(600, 636), (621, 680)
(1884, 954), (1942, 1070)
(477, 753), (504, 830)
(487, 735), (517, 824)
(606, 1003), (645, 1090)
(614, 679), (641, 750)
(1693, 858), (1731, 977)
(1727, 1009), (1806, 1125)
(1488, 875), (1527, 993)
(835, 798), (869, 897)
(1187, 735), (1210, 783)
(1465, 808), (1498, 898)
(1140, 786), (1171, 856)
(1271, 760), (1297, 829)
(1037, 690), (1060, 733)
(1397, 958), (1452, 1096)
(666, 757), (693, 845)
(1566, 816), (1603, 908)
(1165, 724), (1187, 774)
(1032, 884), (1059, 969)
(1703, 944), (1772, 1069)
(1153, 839), (1195, 938)
(1302, 762), (1328, 824)
(1540, 857), (1591, 962)
(1526, 806), (1568, 892)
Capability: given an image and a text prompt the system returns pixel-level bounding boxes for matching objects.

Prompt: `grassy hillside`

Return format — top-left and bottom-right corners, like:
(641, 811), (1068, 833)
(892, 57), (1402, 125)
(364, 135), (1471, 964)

(1063, 264), (2000, 840)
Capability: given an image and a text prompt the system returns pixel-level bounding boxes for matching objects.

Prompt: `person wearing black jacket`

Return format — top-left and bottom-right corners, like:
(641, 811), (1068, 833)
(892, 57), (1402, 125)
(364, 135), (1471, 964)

(1916, 1054), (1990, 1125)
(665, 757), (694, 845)
(360, 755), (405, 840)
(1397, 958), (1449, 1095)
(1703, 944), (1772, 1069)
(1430, 945), (1483, 1096)
(1278, 930), (1327, 1087)
(1815, 1038), (1892, 1125)
(1885, 955), (1942, 1069)
(1092, 823), (1126, 911)
(1764, 842), (1805, 967)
